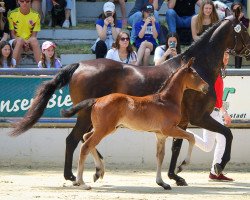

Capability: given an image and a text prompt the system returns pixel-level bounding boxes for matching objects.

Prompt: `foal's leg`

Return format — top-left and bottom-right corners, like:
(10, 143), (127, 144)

(75, 128), (111, 189)
(83, 131), (105, 182)
(155, 134), (171, 190)
(64, 113), (104, 182)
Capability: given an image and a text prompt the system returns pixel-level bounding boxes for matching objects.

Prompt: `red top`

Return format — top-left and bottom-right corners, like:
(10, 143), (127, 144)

(214, 75), (223, 109)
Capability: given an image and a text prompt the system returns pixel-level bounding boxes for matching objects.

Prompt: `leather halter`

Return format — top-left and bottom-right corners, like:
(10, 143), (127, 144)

(224, 17), (250, 59)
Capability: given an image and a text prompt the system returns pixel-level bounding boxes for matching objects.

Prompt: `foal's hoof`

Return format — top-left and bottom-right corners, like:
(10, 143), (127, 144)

(176, 178), (188, 186)
(82, 184), (92, 190)
(157, 182), (172, 190)
(93, 167), (104, 182)
(176, 166), (183, 174)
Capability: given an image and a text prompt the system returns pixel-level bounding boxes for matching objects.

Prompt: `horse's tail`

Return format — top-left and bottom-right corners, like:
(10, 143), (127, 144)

(10, 63), (80, 136)
(61, 98), (96, 118)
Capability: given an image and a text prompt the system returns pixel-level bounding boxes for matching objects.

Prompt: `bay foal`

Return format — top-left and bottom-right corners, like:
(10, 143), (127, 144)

(61, 58), (209, 190)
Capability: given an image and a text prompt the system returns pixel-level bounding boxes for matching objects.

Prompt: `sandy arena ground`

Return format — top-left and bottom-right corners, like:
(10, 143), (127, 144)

(0, 167), (249, 200)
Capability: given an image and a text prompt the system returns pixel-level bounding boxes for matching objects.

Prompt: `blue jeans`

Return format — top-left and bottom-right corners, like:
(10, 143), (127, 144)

(166, 9), (193, 33)
(128, 10), (159, 43)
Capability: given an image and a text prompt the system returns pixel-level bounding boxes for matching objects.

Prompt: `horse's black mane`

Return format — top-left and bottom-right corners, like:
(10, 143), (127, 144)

(158, 20), (226, 93)
(182, 20), (223, 58)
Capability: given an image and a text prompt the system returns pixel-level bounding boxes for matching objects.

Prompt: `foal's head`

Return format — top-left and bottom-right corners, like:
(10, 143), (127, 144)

(181, 58), (209, 94)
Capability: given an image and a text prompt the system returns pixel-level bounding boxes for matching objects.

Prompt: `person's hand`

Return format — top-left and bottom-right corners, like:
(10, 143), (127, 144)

(23, 41), (30, 52)
(224, 113), (232, 125)
(145, 17), (152, 25)
(164, 48), (172, 57)
(104, 17), (110, 26)
(170, 48), (177, 56)
(150, 16), (156, 25)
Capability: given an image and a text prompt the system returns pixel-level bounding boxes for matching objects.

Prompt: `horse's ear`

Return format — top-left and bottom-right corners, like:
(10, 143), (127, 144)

(234, 6), (241, 21)
(187, 57), (195, 68)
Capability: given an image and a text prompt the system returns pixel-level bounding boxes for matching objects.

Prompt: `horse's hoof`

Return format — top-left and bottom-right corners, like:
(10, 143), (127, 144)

(93, 173), (99, 182)
(157, 182), (172, 190)
(176, 178), (188, 186)
(82, 184), (92, 190)
(64, 173), (76, 182)
(73, 181), (81, 186)
(93, 167), (105, 182)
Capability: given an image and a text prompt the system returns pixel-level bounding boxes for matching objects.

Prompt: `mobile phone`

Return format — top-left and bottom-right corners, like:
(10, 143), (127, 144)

(106, 12), (112, 17)
(149, 13), (154, 17)
(169, 41), (176, 48)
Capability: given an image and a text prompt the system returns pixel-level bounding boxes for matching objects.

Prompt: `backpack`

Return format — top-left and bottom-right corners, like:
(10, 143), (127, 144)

(158, 24), (169, 45)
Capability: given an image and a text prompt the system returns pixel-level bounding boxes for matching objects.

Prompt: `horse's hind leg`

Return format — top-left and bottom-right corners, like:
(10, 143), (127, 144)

(155, 134), (171, 190)
(83, 131), (105, 182)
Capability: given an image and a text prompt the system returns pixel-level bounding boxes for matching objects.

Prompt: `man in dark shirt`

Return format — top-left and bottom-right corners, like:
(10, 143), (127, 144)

(166, 0), (202, 33)
(3, 0), (17, 17)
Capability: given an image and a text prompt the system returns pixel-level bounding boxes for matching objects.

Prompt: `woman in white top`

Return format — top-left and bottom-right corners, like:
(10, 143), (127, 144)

(154, 32), (181, 66)
(106, 31), (137, 64)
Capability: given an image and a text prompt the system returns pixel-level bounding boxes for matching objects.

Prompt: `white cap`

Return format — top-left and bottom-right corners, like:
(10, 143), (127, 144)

(103, 2), (115, 13)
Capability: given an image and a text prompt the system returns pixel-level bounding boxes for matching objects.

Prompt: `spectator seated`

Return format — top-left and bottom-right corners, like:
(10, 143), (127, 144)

(176, 28), (192, 45)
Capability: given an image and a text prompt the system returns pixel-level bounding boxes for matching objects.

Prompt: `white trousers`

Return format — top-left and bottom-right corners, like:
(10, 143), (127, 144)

(190, 110), (226, 175)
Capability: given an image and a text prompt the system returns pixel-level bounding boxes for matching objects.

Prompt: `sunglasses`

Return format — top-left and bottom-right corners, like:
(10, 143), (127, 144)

(120, 37), (129, 41)
(19, 0), (31, 3)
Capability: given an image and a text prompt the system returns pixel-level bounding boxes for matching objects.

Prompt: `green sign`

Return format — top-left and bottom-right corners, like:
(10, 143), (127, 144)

(0, 76), (72, 118)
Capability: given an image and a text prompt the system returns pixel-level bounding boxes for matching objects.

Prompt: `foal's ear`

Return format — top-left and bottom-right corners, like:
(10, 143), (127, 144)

(187, 57), (195, 68)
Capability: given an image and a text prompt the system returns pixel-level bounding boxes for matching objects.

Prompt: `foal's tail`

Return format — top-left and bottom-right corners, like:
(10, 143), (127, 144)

(10, 63), (80, 136)
(61, 98), (96, 118)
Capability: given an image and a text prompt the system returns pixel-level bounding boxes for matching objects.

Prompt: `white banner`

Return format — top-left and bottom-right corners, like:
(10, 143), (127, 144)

(224, 76), (250, 120)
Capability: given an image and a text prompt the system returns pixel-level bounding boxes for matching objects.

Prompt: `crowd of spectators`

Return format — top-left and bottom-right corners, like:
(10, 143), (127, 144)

(0, 0), (249, 68)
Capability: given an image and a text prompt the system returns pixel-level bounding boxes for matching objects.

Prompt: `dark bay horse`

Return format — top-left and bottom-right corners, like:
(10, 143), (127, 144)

(11, 11), (250, 188)
(61, 58), (209, 190)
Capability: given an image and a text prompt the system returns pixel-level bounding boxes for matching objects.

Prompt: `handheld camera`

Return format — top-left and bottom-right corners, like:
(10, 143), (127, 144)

(106, 12), (112, 17)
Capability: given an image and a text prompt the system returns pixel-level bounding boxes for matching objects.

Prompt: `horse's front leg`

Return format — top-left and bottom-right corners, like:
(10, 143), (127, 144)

(168, 139), (187, 186)
(155, 134), (171, 190)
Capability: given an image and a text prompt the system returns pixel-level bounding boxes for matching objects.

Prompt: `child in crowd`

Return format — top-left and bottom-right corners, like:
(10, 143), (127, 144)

(134, 3), (160, 66)
(38, 41), (62, 68)
(154, 32), (181, 65)
(0, 41), (16, 68)
(91, 2), (122, 58)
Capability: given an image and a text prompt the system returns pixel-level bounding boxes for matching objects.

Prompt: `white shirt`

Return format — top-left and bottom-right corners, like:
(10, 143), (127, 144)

(154, 45), (166, 63)
(106, 48), (137, 64)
